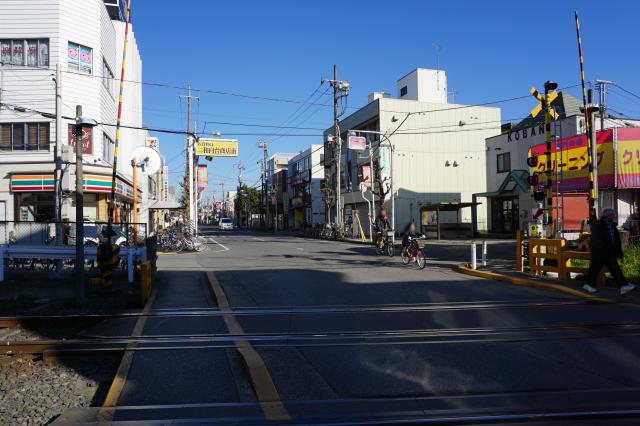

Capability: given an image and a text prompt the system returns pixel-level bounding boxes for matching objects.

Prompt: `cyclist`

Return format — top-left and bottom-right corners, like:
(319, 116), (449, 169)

(402, 221), (423, 249)
(374, 210), (391, 245)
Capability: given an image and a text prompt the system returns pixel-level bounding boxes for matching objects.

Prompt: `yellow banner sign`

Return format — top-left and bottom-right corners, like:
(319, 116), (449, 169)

(195, 139), (238, 157)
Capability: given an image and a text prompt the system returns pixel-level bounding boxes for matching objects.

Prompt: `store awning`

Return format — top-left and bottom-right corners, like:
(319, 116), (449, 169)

(10, 173), (140, 201)
(148, 200), (182, 210)
(473, 170), (529, 198)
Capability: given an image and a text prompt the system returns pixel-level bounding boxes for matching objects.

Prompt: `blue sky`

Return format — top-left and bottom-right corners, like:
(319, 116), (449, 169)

(133, 0), (640, 200)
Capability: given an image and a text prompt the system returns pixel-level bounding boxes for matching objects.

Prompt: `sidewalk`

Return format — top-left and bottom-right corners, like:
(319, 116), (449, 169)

(459, 259), (640, 303)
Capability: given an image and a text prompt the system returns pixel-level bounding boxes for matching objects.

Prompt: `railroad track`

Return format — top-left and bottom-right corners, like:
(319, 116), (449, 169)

(6, 320), (640, 357)
(0, 298), (613, 329)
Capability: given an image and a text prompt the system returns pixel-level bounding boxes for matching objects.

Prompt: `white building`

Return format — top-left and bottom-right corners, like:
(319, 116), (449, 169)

(288, 144), (325, 228)
(0, 0), (150, 225)
(324, 68), (501, 238)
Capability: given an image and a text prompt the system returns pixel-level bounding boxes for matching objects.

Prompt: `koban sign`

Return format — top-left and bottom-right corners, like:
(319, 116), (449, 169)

(195, 139), (238, 157)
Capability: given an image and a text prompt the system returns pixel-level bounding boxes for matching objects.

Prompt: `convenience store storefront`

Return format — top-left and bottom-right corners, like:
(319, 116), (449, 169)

(10, 173), (139, 222)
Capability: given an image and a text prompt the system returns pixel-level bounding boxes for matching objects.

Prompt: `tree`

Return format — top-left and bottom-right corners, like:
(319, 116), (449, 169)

(372, 155), (390, 211)
(235, 184), (260, 226)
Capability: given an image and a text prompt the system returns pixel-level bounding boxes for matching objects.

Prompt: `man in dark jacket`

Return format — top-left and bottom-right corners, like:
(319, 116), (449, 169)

(583, 208), (635, 295)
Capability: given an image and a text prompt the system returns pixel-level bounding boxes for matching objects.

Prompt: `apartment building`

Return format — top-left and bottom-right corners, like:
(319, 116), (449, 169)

(324, 68), (501, 238)
(0, 0), (152, 225)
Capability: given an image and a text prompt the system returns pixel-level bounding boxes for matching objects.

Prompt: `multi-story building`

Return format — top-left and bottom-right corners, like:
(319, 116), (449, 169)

(0, 0), (151, 225)
(323, 68), (501, 238)
(482, 94), (640, 236)
(288, 144), (325, 229)
(266, 153), (294, 228)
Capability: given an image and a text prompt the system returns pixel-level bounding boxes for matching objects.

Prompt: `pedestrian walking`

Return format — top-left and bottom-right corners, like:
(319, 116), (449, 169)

(583, 208), (636, 295)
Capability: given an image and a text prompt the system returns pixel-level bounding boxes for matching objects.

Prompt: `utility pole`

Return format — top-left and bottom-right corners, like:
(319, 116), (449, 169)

(180, 86), (198, 229)
(236, 160), (245, 226)
(258, 141), (269, 229)
(74, 105), (85, 305)
(584, 89), (600, 217)
(54, 63), (63, 241)
(328, 65), (349, 232)
(597, 80), (614, 215)
(218, 182), (225, 216)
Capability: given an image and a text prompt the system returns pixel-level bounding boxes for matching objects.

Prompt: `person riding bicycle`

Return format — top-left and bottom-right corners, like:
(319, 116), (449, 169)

(374, 210), (390, 246)
(402, 221), (423, 247)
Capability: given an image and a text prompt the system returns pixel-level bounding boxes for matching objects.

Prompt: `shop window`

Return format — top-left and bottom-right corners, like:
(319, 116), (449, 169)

(68, 42), (93, 74)
(497, 152), (511, 173)
(0, 39), (48, 67)
(0, 123), (50, 151)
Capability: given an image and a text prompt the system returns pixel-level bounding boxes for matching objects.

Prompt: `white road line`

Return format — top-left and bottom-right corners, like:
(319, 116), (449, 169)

(296, 247), (304, 251)
(252, 237), (266, 242)
(207, 237), (229, 252)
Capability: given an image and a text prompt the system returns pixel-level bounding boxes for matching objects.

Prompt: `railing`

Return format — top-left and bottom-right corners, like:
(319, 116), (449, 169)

(529, 238), (565, 276)
(0, 221), (148, 247)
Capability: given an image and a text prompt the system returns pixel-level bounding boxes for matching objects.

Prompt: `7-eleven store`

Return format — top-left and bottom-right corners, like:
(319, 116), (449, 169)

(8, 172), (139, 223)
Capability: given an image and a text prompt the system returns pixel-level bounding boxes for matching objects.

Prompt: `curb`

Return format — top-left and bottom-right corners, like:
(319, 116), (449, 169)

(457, 263), (610, 302)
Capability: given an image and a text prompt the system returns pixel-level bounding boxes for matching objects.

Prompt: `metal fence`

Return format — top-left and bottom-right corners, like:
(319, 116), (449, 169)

(0, 221), (148, 246)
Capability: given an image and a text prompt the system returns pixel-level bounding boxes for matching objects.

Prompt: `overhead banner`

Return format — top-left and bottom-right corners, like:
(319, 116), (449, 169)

(348, 135), (366, 151)
(197, 165), (208, 193)
(361, 165), (372, 188)
(195, 139), (238, 157)
(529, 130), (614, 192)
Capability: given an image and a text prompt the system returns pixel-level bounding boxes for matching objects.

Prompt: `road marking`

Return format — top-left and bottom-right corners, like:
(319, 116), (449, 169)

(206, 237), (229, 252)
(205, 271), (290, 421)
(98, 287), (158, 422)
(296, 247), (304, 251)
(252, 237), (266, 242)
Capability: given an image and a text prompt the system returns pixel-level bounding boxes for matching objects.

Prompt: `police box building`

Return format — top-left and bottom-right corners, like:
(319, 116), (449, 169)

(477, 91), (640, 236)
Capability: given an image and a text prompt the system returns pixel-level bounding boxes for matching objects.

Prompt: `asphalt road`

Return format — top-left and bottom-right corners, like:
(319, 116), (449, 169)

(57, 227), (640, 425)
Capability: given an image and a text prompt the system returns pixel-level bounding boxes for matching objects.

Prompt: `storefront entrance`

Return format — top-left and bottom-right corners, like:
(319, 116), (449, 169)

(15, 193), (54, 221)
(491, 197), (519, 233)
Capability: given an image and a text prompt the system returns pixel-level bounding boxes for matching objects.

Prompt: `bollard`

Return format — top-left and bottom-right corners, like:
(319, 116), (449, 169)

(471, 242), (477, 270)
(127, 249), (134, 283)
(140, 261), (151, 303)
(482, 240), (487, 267)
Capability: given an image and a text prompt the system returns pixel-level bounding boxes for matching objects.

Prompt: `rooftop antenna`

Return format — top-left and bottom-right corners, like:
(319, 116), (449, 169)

(433, 43), (441, 90)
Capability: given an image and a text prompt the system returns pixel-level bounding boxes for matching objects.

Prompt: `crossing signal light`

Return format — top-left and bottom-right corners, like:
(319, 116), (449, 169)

(527, 173), (540, 186)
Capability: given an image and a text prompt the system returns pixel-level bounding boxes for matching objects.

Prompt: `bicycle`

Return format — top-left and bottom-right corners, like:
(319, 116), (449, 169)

(401, 235), (426, 269)
(375, 230), (395, 257)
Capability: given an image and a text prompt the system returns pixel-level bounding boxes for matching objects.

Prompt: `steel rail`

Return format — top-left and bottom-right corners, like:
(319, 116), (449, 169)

(6, 320), (640, 356)
(0, 298), (610, 328)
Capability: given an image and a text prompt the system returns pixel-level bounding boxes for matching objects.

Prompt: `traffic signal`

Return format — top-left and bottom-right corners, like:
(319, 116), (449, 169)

(527, 155), (539, 168)
(527, 173), (545, 201)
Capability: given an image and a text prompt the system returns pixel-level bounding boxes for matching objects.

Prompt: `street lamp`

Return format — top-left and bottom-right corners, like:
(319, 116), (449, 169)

(348, 129), (396, 236)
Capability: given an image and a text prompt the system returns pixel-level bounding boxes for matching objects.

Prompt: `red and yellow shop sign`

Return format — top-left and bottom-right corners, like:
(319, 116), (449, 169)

(617, 127), (640, 189)
(529, 128), (640, 191)
(529, 130), (615, 191)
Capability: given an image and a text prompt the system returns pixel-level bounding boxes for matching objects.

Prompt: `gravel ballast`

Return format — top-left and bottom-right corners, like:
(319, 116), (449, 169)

(0, 354), (118, 425)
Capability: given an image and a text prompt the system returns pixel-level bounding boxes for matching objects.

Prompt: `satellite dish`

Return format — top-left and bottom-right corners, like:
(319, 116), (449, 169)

(132, 146), (161, 175)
